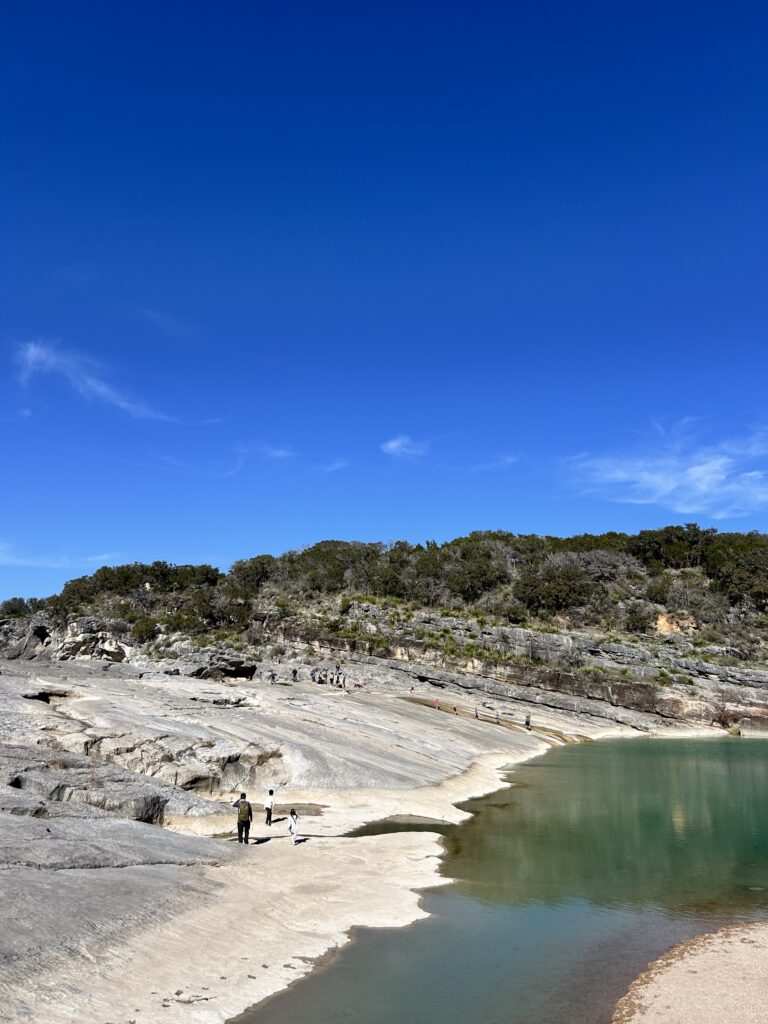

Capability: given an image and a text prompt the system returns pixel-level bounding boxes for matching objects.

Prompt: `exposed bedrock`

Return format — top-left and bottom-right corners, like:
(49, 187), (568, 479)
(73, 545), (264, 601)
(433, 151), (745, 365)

(0, 646), (722, 1023)
(4, 604), (768, 733)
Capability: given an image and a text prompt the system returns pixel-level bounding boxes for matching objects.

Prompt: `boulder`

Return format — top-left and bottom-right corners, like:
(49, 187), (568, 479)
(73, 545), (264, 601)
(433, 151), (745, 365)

(57, 617), (132, 661)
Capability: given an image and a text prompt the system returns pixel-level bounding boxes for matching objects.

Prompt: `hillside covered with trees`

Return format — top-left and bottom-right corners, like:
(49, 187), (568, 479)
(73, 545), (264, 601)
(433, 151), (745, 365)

(4, 525), (768, 664)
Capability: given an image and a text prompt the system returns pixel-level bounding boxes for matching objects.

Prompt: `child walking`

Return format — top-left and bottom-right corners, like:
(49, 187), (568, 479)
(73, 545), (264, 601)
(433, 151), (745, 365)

(288, 808), (301, 845)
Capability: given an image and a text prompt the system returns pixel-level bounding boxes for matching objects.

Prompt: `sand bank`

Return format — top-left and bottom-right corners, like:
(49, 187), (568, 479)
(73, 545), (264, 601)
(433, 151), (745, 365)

(613, 922), (768, 1024)
(3, 748), (531, 1024)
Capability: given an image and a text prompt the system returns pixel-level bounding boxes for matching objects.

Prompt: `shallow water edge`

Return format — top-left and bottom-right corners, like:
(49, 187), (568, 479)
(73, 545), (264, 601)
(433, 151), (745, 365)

(232, 735), (768, 1024)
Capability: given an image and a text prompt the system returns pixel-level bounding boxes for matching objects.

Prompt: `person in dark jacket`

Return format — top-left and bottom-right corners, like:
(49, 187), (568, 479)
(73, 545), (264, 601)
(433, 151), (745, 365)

(233, 792), (253, 844)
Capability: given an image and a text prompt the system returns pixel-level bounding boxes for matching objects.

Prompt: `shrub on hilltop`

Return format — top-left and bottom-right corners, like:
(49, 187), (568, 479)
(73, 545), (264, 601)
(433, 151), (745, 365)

(20, 525), (768, 653)
(0, 597), (31, 618)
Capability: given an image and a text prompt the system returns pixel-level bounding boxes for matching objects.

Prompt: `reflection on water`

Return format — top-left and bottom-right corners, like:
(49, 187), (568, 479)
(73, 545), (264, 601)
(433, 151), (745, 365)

(236, 739), (768, 1024)
(449, 738), (768, 914)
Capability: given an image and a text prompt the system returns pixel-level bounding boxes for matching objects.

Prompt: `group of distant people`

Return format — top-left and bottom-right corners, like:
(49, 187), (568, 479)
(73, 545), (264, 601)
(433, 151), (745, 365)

(250, 661), (365, 691)
(311, 663), (351, 689)
(233, 789), (301, 846)
(431, 696), (532, 730)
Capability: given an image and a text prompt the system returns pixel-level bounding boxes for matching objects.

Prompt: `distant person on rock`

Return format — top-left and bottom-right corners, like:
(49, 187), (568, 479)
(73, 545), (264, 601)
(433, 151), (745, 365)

(434, 697), (440, 710)
(292, 668), (298, 683)
(288, 808), (301, 845)
(474, 707), (479, 719)
(496, 710), (501, 725)
(233, 792), (252, 844)
(525, 712), (532, 730)
(264, 789), (275, 826)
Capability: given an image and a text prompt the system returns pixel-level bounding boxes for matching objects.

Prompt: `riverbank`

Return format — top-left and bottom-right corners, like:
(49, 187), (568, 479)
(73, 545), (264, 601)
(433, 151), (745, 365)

(1, 746), (554, 1024)
(613, 922), (768, 1024)
(0, 658), (722, 1024)
(235, 737), (768, 1024)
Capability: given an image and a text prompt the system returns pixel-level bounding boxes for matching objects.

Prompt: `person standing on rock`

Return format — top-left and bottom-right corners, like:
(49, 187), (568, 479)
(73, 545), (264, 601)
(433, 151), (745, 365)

(288, 808), (301, 845)
(233, 792), (253, 844)
(525, 712), (532, 730)
(292, 668), (298, 683)
(264, 789), (275, 826)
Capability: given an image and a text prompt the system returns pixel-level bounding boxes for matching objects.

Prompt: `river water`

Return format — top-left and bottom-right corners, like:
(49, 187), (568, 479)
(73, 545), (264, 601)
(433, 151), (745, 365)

(238, 738), (768, 1024)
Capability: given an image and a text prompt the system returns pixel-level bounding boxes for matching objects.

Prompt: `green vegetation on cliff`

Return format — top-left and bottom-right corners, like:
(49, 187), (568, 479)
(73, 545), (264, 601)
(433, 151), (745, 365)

(4, 525), (768, 656)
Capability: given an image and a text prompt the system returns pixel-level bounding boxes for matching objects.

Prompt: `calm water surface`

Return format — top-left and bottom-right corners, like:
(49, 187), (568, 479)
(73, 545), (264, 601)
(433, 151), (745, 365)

(238, 739), (768, 1024)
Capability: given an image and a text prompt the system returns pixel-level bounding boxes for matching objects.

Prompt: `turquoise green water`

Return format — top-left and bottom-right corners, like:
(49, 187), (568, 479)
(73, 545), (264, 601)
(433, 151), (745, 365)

(237, 739), (768, 1024)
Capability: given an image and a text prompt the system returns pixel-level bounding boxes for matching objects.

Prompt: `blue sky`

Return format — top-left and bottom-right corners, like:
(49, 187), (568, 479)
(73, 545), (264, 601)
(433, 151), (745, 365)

(2, 2), (768, 599)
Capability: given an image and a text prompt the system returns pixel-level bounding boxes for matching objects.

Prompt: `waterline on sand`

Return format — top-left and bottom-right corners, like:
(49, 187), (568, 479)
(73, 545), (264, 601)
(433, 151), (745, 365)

(234, 737), (768, 1024)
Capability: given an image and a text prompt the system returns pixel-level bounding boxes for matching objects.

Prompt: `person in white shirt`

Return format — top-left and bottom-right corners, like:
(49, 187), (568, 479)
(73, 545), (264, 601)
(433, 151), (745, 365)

(288, 808), (300, 845)
(264, 789), (274, 826)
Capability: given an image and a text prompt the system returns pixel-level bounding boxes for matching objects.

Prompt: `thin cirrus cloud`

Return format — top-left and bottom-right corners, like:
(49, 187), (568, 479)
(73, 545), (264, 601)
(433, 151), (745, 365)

(570, 425), (768, 519)
(153, 442), (297, 479)
(16, 340), (170, 421)
(0, 408), (33, 424)
(470, 455), (519, 472)
(219, 441), (295, 478)
(260, 444), (295, 460)
(139, 307), (197, 339)
(319, 458), (349, 474)
(381, 434), (429, 457)
(0, 542), (122, 570)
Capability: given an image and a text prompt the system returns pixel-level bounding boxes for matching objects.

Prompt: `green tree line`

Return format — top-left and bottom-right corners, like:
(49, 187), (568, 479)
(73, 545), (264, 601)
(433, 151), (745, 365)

(3, 525), (768, 638)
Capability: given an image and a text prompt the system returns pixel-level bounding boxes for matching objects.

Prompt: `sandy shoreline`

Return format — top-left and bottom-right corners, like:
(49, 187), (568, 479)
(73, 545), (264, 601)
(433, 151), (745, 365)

(5, 747), (537, 1024)
(612, 922), (768, 1024)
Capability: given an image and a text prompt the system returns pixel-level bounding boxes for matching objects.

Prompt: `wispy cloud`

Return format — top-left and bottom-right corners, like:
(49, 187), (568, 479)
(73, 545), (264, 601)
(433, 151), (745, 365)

(381, 434), (429, 457)
(319, 457), (350, 474)
(0, 542), (122, 571)
(470, 454), (519, 472)
(140, 307), (197, 339)
(570, 424), (768, 518)
(152, 450), (244, 478)
(83, 552), (124, 564)
(16, 340), (170, 421)
(260, 444), (295, 460)
(223, 442), (296, 476)
(152, 441), (297, 480)
(0, 408), (33, 424)
(221, 443), (251, 478)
